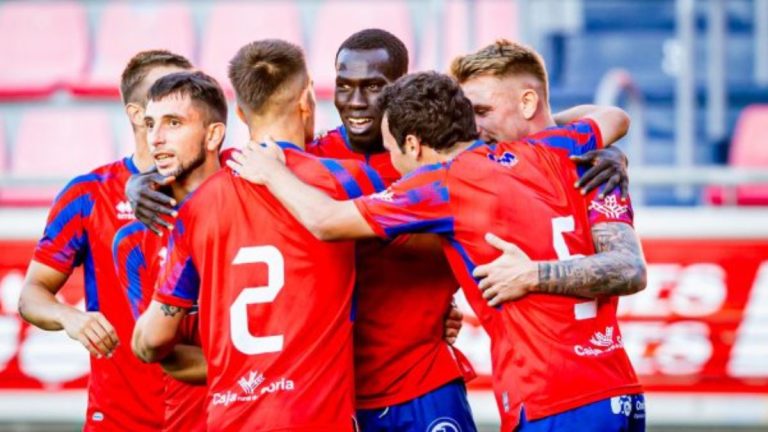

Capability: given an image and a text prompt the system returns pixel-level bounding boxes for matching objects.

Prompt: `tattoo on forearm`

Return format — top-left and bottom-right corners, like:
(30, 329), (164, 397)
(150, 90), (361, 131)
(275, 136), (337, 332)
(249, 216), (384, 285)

(537, 223), (646, 298)
(161, 304), (182, 317)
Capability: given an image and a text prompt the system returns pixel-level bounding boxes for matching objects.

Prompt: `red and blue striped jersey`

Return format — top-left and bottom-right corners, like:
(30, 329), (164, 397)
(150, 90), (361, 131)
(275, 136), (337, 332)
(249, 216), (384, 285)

(33, 157), (166, 431)
(153, 142), (382, 432)
(112, 220), (206, 432)
(310, 126), (474, 408)
(354, 120), (641, 429)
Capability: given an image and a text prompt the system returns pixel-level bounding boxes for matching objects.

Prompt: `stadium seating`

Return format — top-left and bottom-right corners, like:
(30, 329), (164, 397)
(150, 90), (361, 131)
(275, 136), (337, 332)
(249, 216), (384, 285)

(71, 2), (196, 98)
(4, 109), (116, 204)
(308, 0), (414, 98)
(199, 1), (303, 97)
(419, 0), (519, 72)
(0, 1), (88, 99)
(0, 119), (6, 173)
(705, 105), (768, 206)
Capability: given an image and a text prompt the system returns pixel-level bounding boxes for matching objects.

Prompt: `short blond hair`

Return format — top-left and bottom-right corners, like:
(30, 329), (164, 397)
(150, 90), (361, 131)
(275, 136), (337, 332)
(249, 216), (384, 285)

(450, 39), (549, 100)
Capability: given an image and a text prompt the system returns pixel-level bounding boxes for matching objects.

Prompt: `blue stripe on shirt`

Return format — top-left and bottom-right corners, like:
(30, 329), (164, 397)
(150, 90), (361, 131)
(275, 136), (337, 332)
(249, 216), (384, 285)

(320, 159), (363, 198)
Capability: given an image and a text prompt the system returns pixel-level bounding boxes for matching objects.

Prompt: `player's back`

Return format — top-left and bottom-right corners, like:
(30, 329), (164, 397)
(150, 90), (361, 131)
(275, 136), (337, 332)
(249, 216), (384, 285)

(310, 126), (472, 408)
(445, 137), (640, 420)
(159, 143), (377, 431)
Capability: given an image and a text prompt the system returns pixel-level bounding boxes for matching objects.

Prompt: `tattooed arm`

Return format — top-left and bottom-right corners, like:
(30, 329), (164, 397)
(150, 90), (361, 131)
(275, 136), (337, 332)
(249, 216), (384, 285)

(132, 300), (188, 363)
(537, 222), (647, 298)
(473, 222), (647, 306)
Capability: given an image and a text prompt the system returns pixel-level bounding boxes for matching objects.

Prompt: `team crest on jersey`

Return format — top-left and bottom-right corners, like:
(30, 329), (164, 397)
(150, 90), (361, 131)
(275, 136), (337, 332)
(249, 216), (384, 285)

(427, 417), (462, 432)
(116, 200), (135, 220)
(157, 247), (168, 268)
(369, 188), (395, 202)
(487, 151), (518, 168)
(589, 195), (629, 219)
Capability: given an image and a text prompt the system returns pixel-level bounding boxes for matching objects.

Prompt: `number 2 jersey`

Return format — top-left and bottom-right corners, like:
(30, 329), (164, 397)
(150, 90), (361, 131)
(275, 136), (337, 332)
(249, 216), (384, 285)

(353, 120), (643, 430)
(153, 142), (383, 431)
(309, 126), (474, 408)
(32, 157), (166, 431)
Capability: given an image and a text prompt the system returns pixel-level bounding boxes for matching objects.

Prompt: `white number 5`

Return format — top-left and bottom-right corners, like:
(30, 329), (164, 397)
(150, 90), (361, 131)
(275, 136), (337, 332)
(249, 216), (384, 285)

(552, 216), (595, 320)
(230, 246), (284, 355)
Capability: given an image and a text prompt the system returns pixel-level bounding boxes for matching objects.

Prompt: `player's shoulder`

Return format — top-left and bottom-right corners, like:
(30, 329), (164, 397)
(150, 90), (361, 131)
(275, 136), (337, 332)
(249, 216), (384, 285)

(53, 157), (135, 204)
(392, 162), (448, 190)
(310, 125), (345, 148)
(291, 149), (385, 198)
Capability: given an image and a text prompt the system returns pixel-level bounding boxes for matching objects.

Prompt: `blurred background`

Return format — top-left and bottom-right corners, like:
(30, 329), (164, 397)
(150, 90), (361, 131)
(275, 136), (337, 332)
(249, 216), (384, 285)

(0, 0), (766, 430)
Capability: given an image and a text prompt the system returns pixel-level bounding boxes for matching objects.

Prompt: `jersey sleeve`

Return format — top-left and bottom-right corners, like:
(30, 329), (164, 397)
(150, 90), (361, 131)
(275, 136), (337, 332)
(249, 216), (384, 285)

(527, 119), (604, 157)
(32, 175), (97, 274)
(112, 222), (151, 319)
(317, 158), (386, 199)
(153, 215), (199, 309)
(585, 189), (635, 227)
(353, 164), (455, 239)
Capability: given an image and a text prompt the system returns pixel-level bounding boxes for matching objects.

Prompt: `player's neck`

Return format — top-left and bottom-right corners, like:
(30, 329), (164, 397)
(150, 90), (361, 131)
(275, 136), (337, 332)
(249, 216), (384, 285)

(132, 131), (155, 172)
(423, 140), (475, 165)
(247, 116), (306, 150)
(170, 157), (221, 203)
(530, 110), (557, 134)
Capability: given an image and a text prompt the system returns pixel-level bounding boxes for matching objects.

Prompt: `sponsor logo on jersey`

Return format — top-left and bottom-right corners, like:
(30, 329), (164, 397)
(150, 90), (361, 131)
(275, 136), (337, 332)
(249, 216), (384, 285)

(487, 151), (518, 168)
(427, 417), (462, 432)
(116, 200), (135, 220)
(589, 195), (629, 219)
(238, 370), (265, 395)
(575, 326), (625, 357)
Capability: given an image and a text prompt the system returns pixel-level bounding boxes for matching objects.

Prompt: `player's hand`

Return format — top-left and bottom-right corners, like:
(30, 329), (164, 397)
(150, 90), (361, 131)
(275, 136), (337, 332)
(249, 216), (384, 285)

(570, 146), (629, 200)
(473, 233), (537, 307)
(60, 309), (119, 358)
(442, 303), (463, 345)
(227, 136), (287, 184)
(126, 170), (177, 235)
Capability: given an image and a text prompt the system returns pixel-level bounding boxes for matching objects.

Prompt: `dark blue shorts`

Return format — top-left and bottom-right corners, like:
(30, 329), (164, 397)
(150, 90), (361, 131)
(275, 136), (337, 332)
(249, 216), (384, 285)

(516, 394), (646, 432)
(356, 379), (477, 432)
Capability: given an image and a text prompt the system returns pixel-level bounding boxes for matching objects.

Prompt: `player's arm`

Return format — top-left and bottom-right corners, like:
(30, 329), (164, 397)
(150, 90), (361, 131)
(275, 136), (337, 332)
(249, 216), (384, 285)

(160, 344), (207, 385)
(473, 222), (647, 306)
(19, 264), (119, 359)
(227, 143), (376, 241)
(132, 300), (188, 363)
(553, 104), (629, 146)
(554, 105), (631, 199)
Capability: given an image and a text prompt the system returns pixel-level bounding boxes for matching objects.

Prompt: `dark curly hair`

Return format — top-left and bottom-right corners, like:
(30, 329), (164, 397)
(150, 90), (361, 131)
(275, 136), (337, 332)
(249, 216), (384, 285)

(379, 72), (478, 152)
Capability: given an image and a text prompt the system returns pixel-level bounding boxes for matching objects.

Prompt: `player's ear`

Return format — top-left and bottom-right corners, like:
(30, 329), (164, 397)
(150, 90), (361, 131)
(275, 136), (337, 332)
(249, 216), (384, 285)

(403, 134), (421, 158)
(205, 122), (226, 152)
(125, 103), (145, 129)
(520, 89), (538, 120)
(298, 81), (316, 117)
(235, 105), (247, 125)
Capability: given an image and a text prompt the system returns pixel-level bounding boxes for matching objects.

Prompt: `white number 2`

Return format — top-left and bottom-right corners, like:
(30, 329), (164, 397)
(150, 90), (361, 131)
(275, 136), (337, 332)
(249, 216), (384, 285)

(552, 216), (595, 320)
(230, 246), (284, 355)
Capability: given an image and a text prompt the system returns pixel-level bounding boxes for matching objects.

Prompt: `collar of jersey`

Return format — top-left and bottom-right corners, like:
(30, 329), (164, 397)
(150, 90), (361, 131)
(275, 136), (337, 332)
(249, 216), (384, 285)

(124, 156), (140, 174)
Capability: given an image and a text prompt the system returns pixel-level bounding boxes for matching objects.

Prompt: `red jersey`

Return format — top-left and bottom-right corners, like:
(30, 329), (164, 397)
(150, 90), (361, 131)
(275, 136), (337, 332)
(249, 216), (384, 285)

(32, 157), (166, 431)
(154, 142), (381, 432)
(310, 127), (474, 408)
(112, 220), (206, 432)
(354, 120), (642, 429)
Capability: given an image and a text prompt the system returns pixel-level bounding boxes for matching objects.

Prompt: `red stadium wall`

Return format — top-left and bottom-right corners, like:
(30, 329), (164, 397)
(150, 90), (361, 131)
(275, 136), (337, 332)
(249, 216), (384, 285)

(1, 238), (766, 394)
